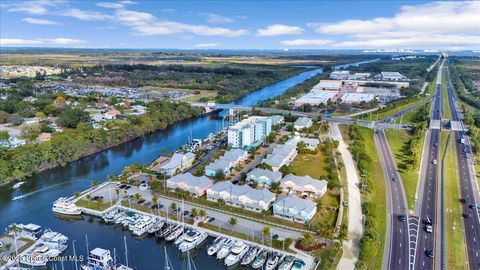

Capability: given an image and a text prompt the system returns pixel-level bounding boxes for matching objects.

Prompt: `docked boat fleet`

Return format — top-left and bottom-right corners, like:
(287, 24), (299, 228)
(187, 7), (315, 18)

(103, 209), (208, 253)
(207, 236), (300, 270)
(5, 224), (68, 267)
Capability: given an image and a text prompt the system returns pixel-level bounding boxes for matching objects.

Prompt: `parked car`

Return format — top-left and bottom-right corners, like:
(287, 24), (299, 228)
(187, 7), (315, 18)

(137, 199), (145, 205)
(124, 185), (132, 190)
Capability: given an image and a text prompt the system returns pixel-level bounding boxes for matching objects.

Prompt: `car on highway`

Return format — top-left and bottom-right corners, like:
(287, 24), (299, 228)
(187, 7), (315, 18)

(426, 250), (434, 258)
(460, 198), (467, 204)
(425, 225), (433, 233)
(398, 215), (407, 222)
(463, 213), (472, 219)
(391, 177), (396, 182)
(434, 142), (439, 147)
(432, 159), (437, 165)
(469, 204), (477, 209)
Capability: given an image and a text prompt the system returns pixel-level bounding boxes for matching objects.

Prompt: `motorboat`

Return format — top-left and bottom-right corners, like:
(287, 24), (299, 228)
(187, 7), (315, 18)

(224, 241), (249, 267)
(12, 181), (25, 189)
(265, 252), (281, 270)
(291, 259), (306, 270)
(104, 209), (122, 223)
(7, 223), (42, 239)
(20, 243), (60, 267)
(174, 228), (191, 245)
(207, 237), (225, 256)
(179, 230), (208, 253)
(251, 249), (268, 269)
(165, 225), (183, 242)
(81, 247), (132, 270)
(39, 229), (69, 253)
(216, 239), (235, 260)
(156, 223), (174, 238)
(148, 220), (164, 234)
(131, 217), (154, 236)
(240, 246), (258, 265)
(52, 197), (82, 216)
(278, 255), (296, 270)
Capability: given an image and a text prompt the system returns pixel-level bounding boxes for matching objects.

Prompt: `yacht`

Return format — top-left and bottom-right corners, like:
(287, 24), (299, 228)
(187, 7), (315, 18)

(131, 217), (154, 236)
(104, 210), (122, 224)
(179, 230), (208, 253)
(20, 243), (61, 267)
(81, 247), (132, 270)
(207, 237), (225, 256)
(52, 197), (82, 216)
(291, 259), (306, 270)
(156, 223), (174, 238)
(12, 181), (25, 189)
(224, 241), (249, 267)
(165, 225), (183, 242)
(216, 239), (235, 260)
(265, 252), (281, 270)
(128, 216), (149, 231)
(39, 229), (69, 252)
(8, 223), (42, 239)
(251, 249), (268, 269)
(240, 246), (258, 266)
(278, 255), (295, 270)
(174, 228), (190, 245)
(148, 220), (164, 234)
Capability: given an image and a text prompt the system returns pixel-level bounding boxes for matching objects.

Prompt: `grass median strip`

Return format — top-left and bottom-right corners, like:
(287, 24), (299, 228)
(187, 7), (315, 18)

(441, 132), (467, 270)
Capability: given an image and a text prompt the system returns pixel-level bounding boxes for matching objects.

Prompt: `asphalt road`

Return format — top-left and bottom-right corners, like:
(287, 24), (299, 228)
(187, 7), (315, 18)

(375, 129), (409, 270)
(446, 66), (480, 270)
(414, 60), (444, 270)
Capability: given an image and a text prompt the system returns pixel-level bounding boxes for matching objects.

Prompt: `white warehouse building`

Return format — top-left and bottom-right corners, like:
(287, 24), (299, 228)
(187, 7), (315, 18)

(340, 93), (375, 104)
(227, 116), (272, 149)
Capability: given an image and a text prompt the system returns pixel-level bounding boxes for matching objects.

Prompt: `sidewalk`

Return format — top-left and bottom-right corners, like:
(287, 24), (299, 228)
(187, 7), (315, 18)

(329, 123), (363, 270)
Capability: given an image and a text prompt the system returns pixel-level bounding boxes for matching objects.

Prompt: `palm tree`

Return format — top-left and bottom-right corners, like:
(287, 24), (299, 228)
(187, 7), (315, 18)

(74, 192), (81, 199)
(10, 224), (22, 267)
(262, 225), (271, 245)
(228, 217), (237, 233)
(170, 202), (177, 213)
(191, 207), (198, 218)
(198, 209), (206, 221)
(134, 193), (141, 203)
(97, 197), (104, 209)
(86, 194), (91, 201)
(152, 195), (159, 215)
(301, 232), (314, 248)
(217, 198), (225, 207)
(114, 188), (120, 201)
(91, 180), (98, 189)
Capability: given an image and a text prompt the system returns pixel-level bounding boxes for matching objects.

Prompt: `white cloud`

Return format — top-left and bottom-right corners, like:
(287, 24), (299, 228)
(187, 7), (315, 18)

(114, 9), (247, 37)
(63, 8), (111, 20)
(313, 1), (480, 48)
(22, 17), (59, 25)
(257, 24), (304, 36)
(96, 2), (125, 9)
(0, 38), (44, 46)
(161, 8), (176, 13)
(48, 38), (87, 45)
(0, 37), (87, 46)
(281, 39), (333, 46)
(6, 0), (65, 15)
(201, 13), (234, 24)
(196, 43), (219, 48)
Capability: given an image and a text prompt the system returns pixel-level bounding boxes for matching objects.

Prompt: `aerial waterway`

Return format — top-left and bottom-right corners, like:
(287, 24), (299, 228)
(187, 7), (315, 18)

(0, 60), (372, 269)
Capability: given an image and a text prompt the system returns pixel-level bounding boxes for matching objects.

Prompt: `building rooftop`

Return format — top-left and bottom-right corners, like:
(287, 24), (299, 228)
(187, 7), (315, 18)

(229, 116), (270, 130)
(168, 172), (213, 188)
(294, 117), (312, 127)
(161, 152), (195, 170)
(274, 195), (317, 213)
(208, 181), (275, 204)
(281, 174), (327, 191)
(312, 80), (342, 90)
(205, 158), (232, 172)
(341, 93), (375, 103)
(247, 168), (282, 182)
(221, 149), (247, 162)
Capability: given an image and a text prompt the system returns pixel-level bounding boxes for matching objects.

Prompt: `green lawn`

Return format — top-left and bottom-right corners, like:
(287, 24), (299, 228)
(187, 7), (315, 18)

(290, 151), (329, 179)
(442, 72), (452, 120)
(76, 199), (112, 211)
(400, 102), (431, 124)
(313, 242), (343, 270)
(384, 129), (419, 210)
(441, 132), (467, 269)
(339, 125), (386, 270)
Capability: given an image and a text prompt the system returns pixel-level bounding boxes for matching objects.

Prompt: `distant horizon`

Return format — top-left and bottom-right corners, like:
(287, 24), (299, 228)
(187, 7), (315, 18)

(1, 1), (479, 50)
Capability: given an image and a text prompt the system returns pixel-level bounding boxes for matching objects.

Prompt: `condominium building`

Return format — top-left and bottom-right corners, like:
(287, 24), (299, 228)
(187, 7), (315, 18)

(227, 116), (272, 149)
(273, 195), (317, 223)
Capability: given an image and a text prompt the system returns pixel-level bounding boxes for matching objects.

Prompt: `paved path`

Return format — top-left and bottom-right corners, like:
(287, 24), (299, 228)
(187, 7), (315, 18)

(329, 123), (363, 270)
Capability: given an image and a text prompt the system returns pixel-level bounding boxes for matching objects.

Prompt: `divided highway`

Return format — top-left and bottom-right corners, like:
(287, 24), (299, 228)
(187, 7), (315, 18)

(445, 65), (480, 270)
(413, 59), (444, 270)
(375, 130), (409, 270)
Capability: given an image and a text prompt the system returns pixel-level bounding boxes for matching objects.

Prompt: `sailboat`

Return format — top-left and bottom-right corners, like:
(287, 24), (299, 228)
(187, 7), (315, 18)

(163, 246), (174, 270)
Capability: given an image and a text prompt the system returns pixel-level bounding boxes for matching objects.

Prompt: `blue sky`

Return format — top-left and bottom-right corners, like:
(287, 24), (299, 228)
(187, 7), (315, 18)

(1, 1), (479, 49)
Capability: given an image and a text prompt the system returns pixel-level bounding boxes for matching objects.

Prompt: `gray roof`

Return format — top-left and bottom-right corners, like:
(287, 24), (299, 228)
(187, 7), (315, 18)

(294, 117), (312, 127)
(222, 149), (247, 161)
(299, 137), (320, 146)
(168, 173), (213, 188)
(205, 158), (232, 171)
(208, 181), (275, 204)
(247, 168), (282, 182)
(162, 152), (195, 170)
(280, 174), (327, 192)
(274, 195), (317, 213)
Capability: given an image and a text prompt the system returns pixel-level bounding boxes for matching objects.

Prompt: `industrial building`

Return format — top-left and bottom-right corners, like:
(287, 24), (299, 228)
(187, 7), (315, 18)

(379, 71), (407, 81)
(340, 93), (375, 104)
(294, 90), (338, 107)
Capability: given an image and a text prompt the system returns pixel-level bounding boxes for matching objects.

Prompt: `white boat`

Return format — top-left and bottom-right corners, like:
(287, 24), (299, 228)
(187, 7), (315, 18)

(241, 246), (258, 265)
(165, 226), (183, 242)
(207, 237), (225, 256)
(131, 217), (154, 237)
(265, 252), (281, 270)
(52, 197), (82, 216)
(12, 181), (25, 189)
(224, 241), (249, 267)
(291, 259), (306, 270)
(20, 243), (60, 267)
(39, 229), (69, 253)
(278, 255), (295, 270)
(81, 247), (132, 270)
(174, 228), (190, 245)
(216, 239), (235, 260)
(179, 230), (208, 253)
(148, 220), (164, 234)
(8, 223), (42, 239)
(251, 249), (268, 269)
